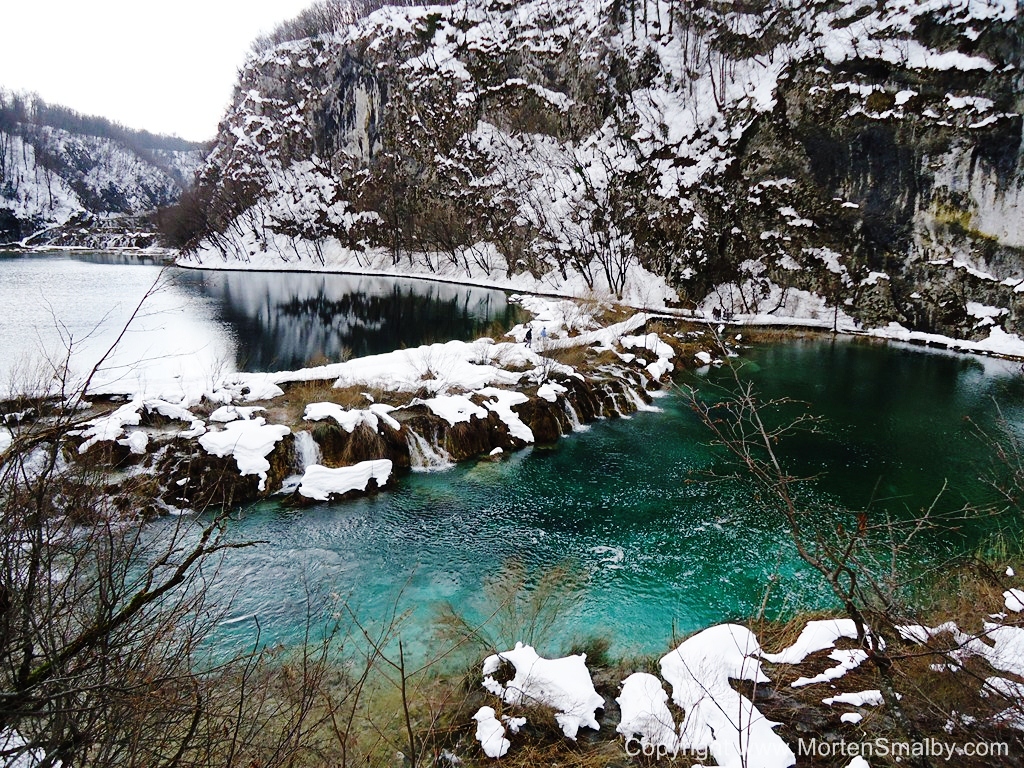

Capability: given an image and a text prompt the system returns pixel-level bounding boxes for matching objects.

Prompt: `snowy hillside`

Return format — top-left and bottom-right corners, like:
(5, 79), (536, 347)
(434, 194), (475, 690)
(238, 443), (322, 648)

(0, 92), (205, 245)
(182, 0), (1023, 342)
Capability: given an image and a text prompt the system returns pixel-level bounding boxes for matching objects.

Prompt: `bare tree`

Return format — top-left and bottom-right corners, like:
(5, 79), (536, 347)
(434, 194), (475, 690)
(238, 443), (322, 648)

(0, 276), (261, 765)
(681, 337), (1001, 768)
(0, 275), (496, 767)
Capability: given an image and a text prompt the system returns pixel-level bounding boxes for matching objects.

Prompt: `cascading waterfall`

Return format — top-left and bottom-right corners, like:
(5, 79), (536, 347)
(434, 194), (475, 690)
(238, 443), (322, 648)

(279, 430), (322, 494)
(405, 428), (454, 472)
(293, 430), (322, 469)
(603, 385), (627, 418)
(624, 385), (660, 413)
(562, 399), (589, 432)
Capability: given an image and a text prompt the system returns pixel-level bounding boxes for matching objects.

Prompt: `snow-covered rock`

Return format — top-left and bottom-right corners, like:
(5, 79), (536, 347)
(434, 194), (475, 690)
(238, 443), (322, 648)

(181, 0), (1024, 346)
(482, 643), (604, 740)
(660, 624), (795, 768)
(296, 460), (392, 500)
(198, 417), (291, 492)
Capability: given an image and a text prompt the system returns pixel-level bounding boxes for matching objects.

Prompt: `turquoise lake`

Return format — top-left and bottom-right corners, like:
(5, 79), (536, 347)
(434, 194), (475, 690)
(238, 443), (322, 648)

(192, 338), (1024, 660)
(4, 253), (1021, 659)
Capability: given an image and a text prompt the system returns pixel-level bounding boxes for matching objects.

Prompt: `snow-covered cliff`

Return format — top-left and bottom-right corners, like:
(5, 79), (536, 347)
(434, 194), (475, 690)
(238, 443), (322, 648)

(183, 0), (1024, 341)
(0, 93), (205, 246)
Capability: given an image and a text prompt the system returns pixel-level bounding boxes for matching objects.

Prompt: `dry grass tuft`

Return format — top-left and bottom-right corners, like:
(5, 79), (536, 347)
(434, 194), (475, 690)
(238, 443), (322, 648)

(910, 558), (1011, 629)
(738, 326), (830, 344)
(276, 382), (399, 426)
(646, 319), (671, 337)
(341, 422), (389, 463)
(486, 735), (625, 768)
(547, 344), (593, 368)
(434, 560), (587, 660)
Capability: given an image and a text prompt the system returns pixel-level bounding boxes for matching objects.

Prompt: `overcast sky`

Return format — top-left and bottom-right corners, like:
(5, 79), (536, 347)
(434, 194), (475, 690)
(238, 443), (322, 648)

(0, 0), (317, 142)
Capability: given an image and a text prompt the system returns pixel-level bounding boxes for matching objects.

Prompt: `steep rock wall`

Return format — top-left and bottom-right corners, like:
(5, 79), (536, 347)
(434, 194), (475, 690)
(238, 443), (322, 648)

(185, 0), (1024, 343)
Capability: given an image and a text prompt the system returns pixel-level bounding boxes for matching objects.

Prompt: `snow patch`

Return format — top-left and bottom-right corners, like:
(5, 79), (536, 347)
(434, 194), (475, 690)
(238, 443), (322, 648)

(823, 690), (884, 707)
(482, 643), (604, 740)
(660, 624), (795, 768)
(1004, 589), (1024, 612)
(477, 387), (534, 443)
(297, 460), (392, 500)
(473, 706), (511, 758)
(616, 673), (679, 752)
(198, 418), (291, 491)
(791, 649), (869, 688)
(762, 619), (860, 665)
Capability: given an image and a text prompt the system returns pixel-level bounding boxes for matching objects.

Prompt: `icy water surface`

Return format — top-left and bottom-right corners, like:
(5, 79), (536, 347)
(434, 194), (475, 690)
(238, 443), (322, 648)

(0, 252), (523, 393)
(184, 338), (1024, 659)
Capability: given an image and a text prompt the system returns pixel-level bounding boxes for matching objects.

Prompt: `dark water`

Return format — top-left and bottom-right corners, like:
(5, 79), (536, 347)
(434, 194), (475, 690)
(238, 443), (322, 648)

(169, 337), (1024, 660)
(723, 338), (1024, 514)
(171, 268), (526, 372)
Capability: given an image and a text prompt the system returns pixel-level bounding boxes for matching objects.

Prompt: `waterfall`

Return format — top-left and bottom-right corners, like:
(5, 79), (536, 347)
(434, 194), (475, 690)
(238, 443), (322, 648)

(406, 428), (454, 472)
(279, 430), (323, 494)
(604, 385), (627, 418)
(562, 400), (590, 432)
(624, 386), (661, 414)
(293, 430), (322, 469)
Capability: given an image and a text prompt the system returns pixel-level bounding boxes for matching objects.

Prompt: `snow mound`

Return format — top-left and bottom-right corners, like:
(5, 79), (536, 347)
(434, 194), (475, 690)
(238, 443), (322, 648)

(482, 643), (604, 740)
(76, 401), (143, 453)
(198, 418), (291, 491)
(660, 624), (795, 768)
(117, 431), (149, 455)
(537, 381), (567, 402)
(297, 460), (392, 500)
(616, 672), (678, 752)
(473, 706), (511, 758)
(417, 394), (488, 425)
(620, 333), (675, 380)
(210, 405), (264, 423)
(477, 387), (534, 443)
(1004, 588), (1024, 612)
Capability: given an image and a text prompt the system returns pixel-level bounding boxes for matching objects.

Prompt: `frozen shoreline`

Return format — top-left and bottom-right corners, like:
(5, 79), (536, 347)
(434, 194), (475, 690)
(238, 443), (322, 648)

(176, 247), (1024, 362)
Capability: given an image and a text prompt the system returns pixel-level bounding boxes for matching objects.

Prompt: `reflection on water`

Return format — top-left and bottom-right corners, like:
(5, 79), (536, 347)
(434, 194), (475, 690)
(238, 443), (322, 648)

(0, 253), (523, 394)
(176, 270), (525, 371)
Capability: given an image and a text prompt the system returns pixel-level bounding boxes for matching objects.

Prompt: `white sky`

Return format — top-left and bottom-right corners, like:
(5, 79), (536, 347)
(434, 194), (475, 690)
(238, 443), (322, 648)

(0, 0), (317, 142)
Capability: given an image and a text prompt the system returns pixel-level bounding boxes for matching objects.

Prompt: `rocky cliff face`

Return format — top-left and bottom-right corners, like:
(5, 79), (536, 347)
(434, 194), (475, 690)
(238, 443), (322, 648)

(0, 93), (205, 246)
(185, 0), (1024, 342)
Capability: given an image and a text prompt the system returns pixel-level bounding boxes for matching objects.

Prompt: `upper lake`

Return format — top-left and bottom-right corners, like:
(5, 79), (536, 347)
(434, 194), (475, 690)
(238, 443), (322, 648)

(0, 252), (523, 395)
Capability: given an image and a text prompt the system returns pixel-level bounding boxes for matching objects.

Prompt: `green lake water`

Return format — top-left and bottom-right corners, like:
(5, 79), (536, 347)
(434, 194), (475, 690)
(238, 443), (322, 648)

(184, 337), (1024, 660)
(6, 253), (1020, 659)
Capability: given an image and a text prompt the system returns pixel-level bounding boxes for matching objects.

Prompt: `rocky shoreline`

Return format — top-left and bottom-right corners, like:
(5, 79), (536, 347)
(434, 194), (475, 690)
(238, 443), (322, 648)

(2, 296), (725, 515)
